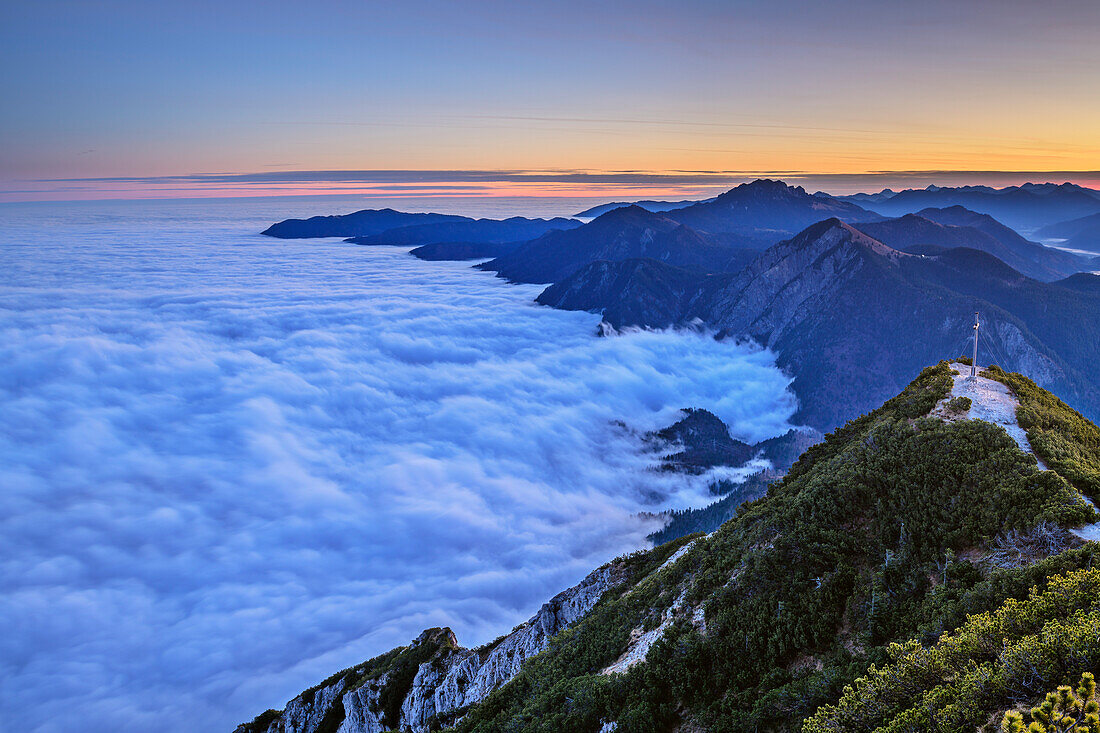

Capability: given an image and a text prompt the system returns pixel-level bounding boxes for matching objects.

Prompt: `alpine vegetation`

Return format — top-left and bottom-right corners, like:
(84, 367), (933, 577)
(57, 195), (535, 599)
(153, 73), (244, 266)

(236, 362), (1100, 732)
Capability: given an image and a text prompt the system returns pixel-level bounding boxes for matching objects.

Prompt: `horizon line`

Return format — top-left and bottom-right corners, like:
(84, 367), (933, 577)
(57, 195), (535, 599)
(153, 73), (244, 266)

(4, 168), (1100, 204)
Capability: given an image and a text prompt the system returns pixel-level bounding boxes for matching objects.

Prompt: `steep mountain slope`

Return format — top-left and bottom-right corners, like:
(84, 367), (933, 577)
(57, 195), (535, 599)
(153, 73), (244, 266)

(262, 209), (469, 238)
(234, 541), (693, 733)
(1035, 210), (1100, 254)
(854, 209), (1090, 281)
(917, 205), (1095, 274)
(536, 258), (726, 329)
(344, 217), (581, 246)
(665, 179), (883, 240)
(236, 364), (1100, 733)
(803, 366), (1100, 732)
(804, 565), (1100, 733)
(539, 219), (1100, 430)
(480, 206), (742, 284)
(840, 183), (1100, 232)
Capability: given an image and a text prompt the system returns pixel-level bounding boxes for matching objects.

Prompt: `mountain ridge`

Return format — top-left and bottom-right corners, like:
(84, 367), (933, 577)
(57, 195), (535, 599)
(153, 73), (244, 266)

(664, 179), (884, 239)
(1035, 210), (1100, 254)
(344, 216), (581, 246)
(479, 205), (745, 284)
(852, 209), (1088, 281)
(236, 362), (1100, 733)
(574, 197), (714, 218)
(838, 182), (1100, 231)
(539, 218), (1100, 429)
(262, 209), (469, 239)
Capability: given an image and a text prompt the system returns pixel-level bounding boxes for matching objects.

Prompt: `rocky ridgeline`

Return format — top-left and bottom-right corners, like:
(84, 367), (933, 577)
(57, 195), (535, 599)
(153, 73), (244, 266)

(237, 562), (627, 733)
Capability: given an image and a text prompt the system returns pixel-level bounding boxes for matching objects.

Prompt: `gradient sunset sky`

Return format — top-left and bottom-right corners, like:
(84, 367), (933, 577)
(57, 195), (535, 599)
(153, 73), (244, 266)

(2, 0), (1099, 201)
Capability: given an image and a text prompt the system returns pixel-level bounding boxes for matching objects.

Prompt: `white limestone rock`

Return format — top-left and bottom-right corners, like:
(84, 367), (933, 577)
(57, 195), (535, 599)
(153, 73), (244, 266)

(338, 675), (387, 733)
(238, 562), (626, 733)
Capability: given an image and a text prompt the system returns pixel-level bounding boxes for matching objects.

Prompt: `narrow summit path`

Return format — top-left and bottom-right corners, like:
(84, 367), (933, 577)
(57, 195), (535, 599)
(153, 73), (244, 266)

(934, 362), (1100, 542)
(933, 362), (1047, 468)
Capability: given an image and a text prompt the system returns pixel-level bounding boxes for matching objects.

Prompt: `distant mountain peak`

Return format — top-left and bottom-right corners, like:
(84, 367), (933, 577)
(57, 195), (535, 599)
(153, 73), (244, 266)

(786, 217), (908, 261)
(716, 178), (809, 200)
(838, 181), (1100, 230)
(587, 203), (678, 229)
(923, 204), (970, 214)
(593, 202), (658, 220)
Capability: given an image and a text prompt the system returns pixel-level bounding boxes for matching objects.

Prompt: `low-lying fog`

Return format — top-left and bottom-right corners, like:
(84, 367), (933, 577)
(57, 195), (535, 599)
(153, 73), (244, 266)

(0, 198), (797, 732)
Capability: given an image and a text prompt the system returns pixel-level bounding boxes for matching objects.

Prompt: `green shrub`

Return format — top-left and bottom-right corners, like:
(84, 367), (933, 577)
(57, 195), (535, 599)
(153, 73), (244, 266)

(237, 709), (281, 733)
(1002, 672), (1100, 733)
(804, 568), (1100, 733)
(946, 396), (972, 414)
(455, 363), (1096, 732)
(986, 366), (1100, 502)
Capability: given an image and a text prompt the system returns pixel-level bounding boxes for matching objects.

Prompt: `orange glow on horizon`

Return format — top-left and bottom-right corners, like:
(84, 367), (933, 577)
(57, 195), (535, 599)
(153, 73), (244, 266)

(5, 171), (1100, 204)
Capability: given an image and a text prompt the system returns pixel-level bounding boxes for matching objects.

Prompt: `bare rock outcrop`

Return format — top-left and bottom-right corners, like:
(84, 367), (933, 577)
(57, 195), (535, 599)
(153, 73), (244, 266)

(235, 563), (627, 733)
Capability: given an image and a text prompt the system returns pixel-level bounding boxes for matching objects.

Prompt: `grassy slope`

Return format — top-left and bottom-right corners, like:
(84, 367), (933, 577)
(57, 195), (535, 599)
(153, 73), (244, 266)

(784, 365), (1100, 733)
(987, 365), (1100, 503)
(804, 563), (1100, 733)
(452, 363), (1097, 732)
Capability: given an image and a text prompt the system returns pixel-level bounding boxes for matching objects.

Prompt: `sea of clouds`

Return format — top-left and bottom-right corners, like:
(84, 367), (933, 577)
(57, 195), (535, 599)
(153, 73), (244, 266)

(0, 198), (797, 732)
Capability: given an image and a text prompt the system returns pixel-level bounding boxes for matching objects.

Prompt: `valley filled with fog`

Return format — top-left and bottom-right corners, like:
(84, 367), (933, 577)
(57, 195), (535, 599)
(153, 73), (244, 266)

(0, 198), (798, 732)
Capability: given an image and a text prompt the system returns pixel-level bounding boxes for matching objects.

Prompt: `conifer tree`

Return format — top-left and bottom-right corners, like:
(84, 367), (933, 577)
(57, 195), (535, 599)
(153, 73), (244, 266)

(1001, 673), (1100, 733)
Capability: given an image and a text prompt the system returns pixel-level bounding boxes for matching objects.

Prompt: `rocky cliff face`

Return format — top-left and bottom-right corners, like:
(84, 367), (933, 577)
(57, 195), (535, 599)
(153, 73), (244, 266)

(235, 563), (628, 733)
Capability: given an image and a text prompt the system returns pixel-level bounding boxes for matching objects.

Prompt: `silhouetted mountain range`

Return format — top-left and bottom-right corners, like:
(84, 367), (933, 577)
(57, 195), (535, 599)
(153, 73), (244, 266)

(840, 187), (897, 204)
(479, 180), (885, 284)
(665, 179), (884, 239)
(261, 179), (1100, 431)
(574, 198), (714, 218)
(540, 218), (1100, 429)
(839, 183), (1100, 231)
(262, 210), (580, 245)
(262, 209), (468, 238)
(407, 241), (523, 260)
(854, 208), (1092, 281)
(345, 216), (581, 246)
(479, 205), (752, 283)
(1036, 211), (1100, 254)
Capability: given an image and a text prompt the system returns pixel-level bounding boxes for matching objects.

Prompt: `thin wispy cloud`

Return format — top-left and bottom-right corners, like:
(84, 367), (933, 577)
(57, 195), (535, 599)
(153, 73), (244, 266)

(8, 169), (1098, 204)
(32, 169), (1100, 186)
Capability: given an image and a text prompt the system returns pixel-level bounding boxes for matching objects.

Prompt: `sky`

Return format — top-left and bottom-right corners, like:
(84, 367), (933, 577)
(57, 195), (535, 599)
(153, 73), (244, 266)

(2, 0), (1100, 201)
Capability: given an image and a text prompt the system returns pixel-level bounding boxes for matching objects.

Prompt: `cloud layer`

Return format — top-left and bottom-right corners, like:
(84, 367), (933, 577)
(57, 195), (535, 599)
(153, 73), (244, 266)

(0, 199), (797, 732)
(10, 168), (1100, 202)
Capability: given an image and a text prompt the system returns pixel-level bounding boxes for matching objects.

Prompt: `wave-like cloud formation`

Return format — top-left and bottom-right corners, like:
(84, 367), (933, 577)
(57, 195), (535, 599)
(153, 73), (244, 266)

(0, 201), (797, 732)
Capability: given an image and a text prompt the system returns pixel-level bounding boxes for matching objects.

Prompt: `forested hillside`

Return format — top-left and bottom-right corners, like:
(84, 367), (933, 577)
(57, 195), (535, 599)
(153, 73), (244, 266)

(238, 362), (1100, 732)
(451, 363), (1096, 732)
